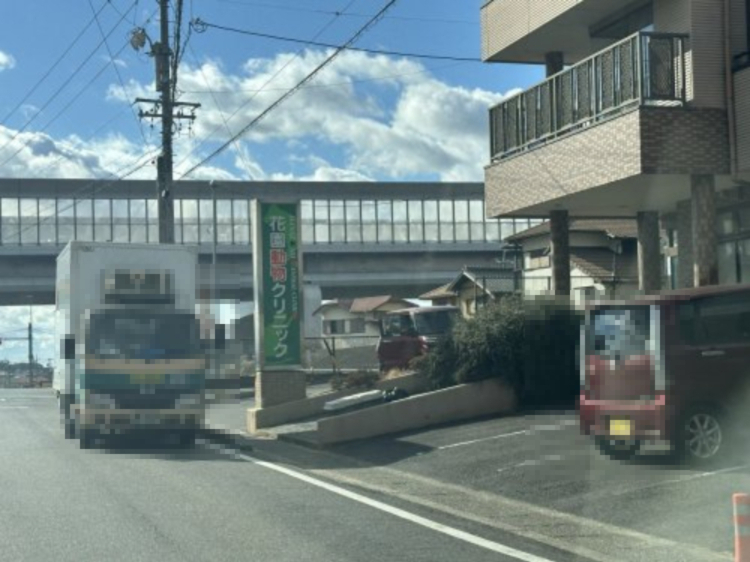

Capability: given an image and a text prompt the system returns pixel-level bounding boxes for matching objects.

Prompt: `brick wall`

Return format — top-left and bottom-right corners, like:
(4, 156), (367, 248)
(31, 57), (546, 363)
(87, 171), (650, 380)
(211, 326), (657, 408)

(640, 107), (730, 174)
(485, 107), (730, 216)
(480, 0), (578, 61)
(485, 109), (642, 216)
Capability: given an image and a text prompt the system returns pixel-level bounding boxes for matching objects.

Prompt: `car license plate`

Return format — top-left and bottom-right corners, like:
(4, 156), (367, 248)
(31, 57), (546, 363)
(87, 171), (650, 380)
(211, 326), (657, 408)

(609, 418), (632, 437)
(131, 373), (164, 385)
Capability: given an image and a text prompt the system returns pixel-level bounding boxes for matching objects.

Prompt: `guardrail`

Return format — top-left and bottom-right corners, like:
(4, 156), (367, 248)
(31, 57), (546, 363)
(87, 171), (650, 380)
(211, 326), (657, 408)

(489, 31), (688, 161)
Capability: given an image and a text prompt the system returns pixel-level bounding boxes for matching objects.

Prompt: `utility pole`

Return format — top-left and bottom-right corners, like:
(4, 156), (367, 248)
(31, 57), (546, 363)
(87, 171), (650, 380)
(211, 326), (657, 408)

(28, 321), (34, 388)
(132, 0), (200, 244)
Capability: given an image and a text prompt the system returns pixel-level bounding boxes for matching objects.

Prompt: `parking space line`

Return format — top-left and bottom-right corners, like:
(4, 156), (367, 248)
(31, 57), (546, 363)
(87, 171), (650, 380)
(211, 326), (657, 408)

(438, 419), (577, 451)
(438, 429), (529, 450)
(609, 463), (750, 498)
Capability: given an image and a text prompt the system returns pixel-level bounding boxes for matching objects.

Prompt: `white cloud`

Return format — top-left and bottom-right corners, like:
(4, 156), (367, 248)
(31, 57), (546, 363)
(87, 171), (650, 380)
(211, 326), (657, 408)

(0, 49), (519, 183)
(0, 51), (16, 72)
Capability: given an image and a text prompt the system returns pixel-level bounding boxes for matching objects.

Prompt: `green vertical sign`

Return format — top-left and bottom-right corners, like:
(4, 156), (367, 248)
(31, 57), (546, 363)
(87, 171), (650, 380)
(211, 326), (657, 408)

(256, 202), (302, 368)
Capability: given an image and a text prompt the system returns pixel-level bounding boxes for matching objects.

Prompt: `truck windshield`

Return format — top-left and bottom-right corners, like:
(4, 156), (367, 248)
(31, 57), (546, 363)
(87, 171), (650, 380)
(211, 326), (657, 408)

(86, 311), (201, 360)
(589, 306), (651, 359)
(413, 310), (456, 336)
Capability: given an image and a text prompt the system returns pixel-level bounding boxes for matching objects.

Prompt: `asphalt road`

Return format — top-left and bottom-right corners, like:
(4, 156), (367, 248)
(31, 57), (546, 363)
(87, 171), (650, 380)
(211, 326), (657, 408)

(0, 389), (595, 562)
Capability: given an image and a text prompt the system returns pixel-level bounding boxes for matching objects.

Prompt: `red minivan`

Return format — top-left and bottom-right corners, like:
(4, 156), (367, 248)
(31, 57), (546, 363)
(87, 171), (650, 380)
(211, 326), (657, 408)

(579, 283), (750, 464)
(377, 306), (458, 372)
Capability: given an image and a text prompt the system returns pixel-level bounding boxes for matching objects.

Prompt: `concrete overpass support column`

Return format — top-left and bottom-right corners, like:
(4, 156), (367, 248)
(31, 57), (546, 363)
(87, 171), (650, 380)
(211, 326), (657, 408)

(691, 175), (719, 287)
(676, 200), (694, 288)
(545, 51), (564, 77)
(550, 210), (570, 297)
(637, 211), (662, 294)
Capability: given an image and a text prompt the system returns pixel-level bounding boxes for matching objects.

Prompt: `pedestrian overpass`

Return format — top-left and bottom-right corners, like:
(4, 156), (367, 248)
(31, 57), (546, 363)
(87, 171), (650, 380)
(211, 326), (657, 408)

(0, 178), (540, 305)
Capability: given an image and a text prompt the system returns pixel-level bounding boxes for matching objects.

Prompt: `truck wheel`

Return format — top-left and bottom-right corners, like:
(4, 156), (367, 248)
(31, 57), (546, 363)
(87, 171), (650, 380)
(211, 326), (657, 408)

(79, 429), (96, 450)
(178, 431), (196, 448)
(595, 437), (642, 461)
(59, 395), (76, 439)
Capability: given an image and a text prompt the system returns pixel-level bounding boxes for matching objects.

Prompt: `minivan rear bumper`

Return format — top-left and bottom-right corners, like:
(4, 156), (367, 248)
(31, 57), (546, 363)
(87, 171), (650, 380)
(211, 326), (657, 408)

(578, 392), (667, 442)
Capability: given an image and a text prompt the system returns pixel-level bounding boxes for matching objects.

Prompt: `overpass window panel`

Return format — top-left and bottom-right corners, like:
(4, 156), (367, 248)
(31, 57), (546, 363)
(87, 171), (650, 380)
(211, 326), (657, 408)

(500, 220), (515, 241)
(409, 200), (424, 242)
(1, 198), (19, 245)
(39, 199), (56, 244)
(346, 201), (361, 243)
(74, 199), (93, 242)
(423, 200), (438, 242)
(129, 200), (146, 243)
(377, 200), (392, 243)
(486, 220), (500, 242)
(470, 201), (485, 242)
(362, 200), (376, 242)
(454, 200), (469, 242)
(94, 199), (111, 242)
(217, 200), (232, 244)
(20, 199), (38, 244)
(182, 200), (198, 243)
(199, 200), (213, 245)
(58, 198), (75, 244)
(439, 201), (454, 242)
(232, 200), (249, 244)
(147, 199), (159, 243)
(329, 200), (345, 243)
(314, 200), (329, 244)
(393, 201), (407, 243)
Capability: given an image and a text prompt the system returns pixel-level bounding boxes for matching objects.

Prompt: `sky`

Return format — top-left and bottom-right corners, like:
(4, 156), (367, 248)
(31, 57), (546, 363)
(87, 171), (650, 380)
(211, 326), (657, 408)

(0, 0), (543, 363)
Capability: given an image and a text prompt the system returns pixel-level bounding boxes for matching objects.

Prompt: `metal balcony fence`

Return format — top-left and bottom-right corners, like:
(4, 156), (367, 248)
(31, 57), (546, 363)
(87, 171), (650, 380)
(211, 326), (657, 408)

(489, 31), (688, 161)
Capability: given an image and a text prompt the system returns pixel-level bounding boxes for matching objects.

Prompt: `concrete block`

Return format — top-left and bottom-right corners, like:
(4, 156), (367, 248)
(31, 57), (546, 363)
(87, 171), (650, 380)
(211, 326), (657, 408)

(247, 372), (426, 433)
(254, 370), (306, 409)
(316, 378), (518, 446)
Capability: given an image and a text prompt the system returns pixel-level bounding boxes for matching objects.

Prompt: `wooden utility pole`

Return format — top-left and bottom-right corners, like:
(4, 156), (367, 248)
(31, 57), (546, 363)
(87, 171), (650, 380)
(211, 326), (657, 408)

(134, 0), (200, 243)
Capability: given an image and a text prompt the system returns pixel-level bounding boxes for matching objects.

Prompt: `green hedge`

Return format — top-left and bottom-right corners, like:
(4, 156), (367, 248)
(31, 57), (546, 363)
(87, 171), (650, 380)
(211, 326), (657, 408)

(415, 295), (583, 408)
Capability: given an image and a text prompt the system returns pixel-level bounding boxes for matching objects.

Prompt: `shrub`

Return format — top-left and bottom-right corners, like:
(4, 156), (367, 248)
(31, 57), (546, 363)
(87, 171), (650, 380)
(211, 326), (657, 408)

(414, 294), (582, 408)
(411, 333), (459, 390)
(330, 369), (379, 392)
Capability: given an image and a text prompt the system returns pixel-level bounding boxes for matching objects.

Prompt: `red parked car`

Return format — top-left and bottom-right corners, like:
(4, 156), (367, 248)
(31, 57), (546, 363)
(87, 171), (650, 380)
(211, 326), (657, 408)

(377, 306), (458, 373)
(579, 283), (750, 464)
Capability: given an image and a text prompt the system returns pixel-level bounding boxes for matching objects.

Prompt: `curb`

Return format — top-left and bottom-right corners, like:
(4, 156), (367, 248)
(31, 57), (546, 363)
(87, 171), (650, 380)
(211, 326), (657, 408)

(277, 431), (325, 450)
(198, 425), (258, 452)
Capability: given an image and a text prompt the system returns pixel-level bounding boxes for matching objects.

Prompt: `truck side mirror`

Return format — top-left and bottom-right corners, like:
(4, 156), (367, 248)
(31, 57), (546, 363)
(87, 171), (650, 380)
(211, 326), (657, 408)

(215, 324), (226, 350)
(62, 336), (75, 360)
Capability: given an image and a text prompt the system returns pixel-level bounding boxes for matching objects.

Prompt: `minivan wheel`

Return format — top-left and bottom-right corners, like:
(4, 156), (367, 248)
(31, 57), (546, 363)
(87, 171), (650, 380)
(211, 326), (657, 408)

(674, 408), (725, 464)
(595, 437), (642, 461)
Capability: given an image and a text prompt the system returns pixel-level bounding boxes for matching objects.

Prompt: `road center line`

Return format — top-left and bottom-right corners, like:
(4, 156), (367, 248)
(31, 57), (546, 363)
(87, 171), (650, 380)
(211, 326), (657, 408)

(205, 441), (558, 562)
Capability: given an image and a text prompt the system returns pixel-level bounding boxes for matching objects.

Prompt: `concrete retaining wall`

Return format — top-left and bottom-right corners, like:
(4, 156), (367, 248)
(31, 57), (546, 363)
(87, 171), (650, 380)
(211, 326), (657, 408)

(316, 378), (518, 446)
(247, 372), (425, 433)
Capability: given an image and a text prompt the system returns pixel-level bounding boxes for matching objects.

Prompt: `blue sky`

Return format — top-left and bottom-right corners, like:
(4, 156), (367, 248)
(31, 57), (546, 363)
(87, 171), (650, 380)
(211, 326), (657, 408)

(0, 0), (543, 362)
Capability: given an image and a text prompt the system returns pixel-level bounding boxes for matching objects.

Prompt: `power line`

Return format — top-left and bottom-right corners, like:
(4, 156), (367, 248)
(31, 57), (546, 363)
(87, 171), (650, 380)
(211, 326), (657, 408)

(0, 2), (108, 127)
(213, 0), (479, 25)
(174, 0), (359, 176)
(178, 60), (464, 94)
(180, 1), (402, 179)
(191, 18), (481, 62)
(0, 1), (138, 161)
(88, 0), (149, 145)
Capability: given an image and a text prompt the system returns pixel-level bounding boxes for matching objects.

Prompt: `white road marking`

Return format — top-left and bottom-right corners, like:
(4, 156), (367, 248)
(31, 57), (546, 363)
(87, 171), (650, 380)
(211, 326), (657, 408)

(498, 454), (565, 473)
(438, 429), (529, 450)
(0, 406), (29, 409)
(608, 463), (750, 498)
(204, 441), (558, 562)
(439, 419), (577, 450)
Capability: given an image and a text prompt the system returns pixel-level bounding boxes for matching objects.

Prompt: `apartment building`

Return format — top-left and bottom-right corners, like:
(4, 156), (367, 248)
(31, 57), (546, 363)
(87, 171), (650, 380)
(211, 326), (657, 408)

(481, 0), (750, 294)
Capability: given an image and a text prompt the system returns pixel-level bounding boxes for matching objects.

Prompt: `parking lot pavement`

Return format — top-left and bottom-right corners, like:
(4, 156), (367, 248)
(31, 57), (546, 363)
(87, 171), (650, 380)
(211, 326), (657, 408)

(332, 410), (745, 556)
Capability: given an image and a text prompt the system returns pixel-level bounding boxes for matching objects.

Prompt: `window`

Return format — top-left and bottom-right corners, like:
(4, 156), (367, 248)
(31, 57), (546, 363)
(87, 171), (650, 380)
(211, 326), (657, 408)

(324, 319), (346, 335)
(525, 248), (550, 269)
(679, 293), (750, 345)
(348, 318), (366, 334)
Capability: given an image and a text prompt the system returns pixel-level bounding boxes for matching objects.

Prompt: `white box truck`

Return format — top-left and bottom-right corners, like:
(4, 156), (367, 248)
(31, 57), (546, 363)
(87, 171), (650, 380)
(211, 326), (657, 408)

(54, 241), (224, 449)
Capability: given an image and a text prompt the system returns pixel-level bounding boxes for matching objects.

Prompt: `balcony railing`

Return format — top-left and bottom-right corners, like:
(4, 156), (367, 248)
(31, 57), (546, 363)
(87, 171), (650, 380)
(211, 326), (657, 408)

(489, 32), (688, 161)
